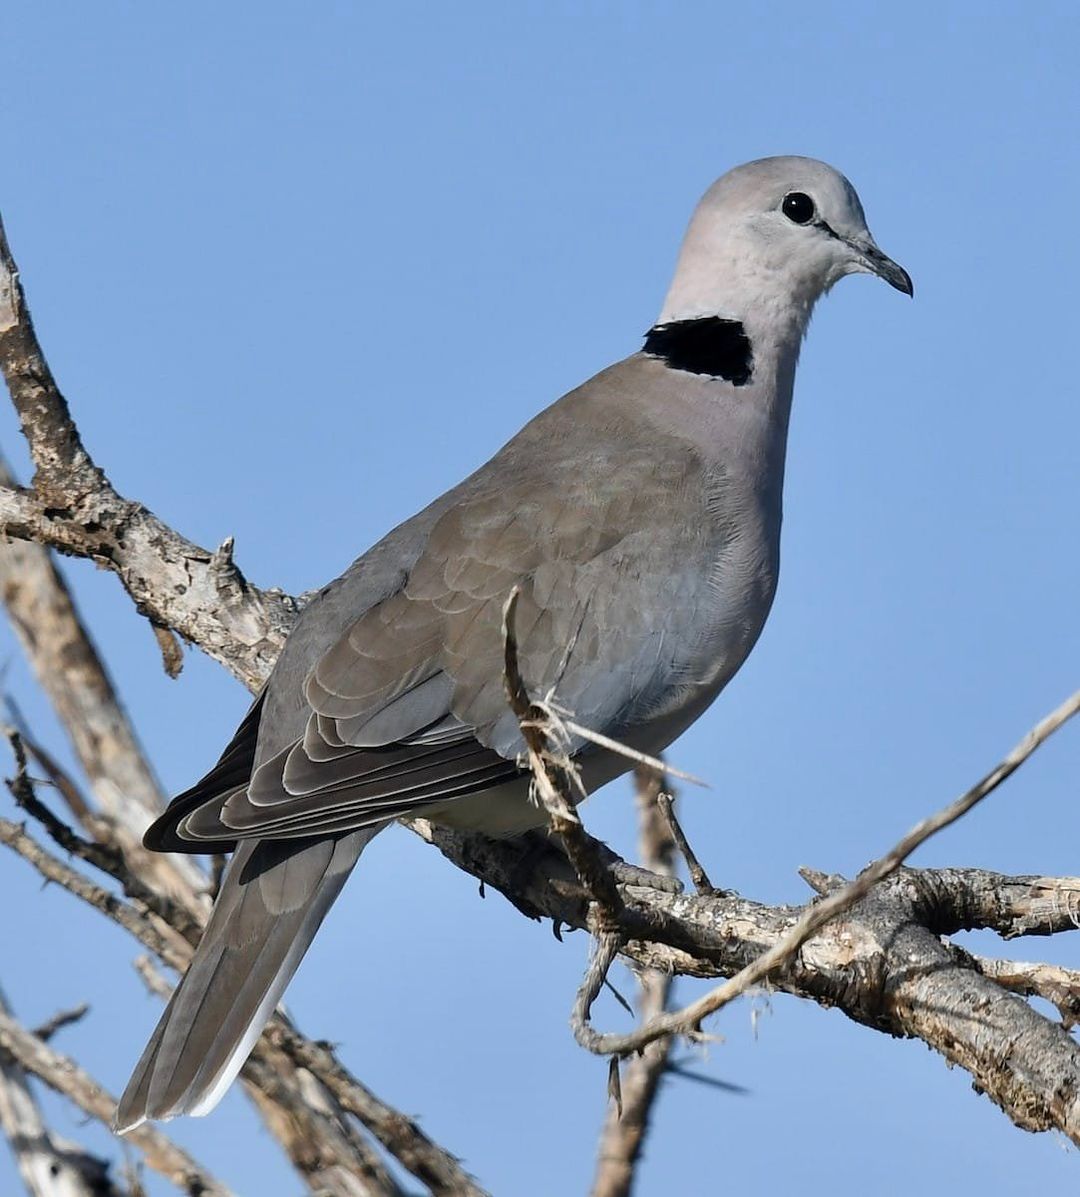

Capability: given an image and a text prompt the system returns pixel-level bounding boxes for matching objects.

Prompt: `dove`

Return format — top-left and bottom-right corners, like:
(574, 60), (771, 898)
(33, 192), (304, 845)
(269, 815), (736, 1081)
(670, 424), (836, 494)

(116, 156), (911, 1130)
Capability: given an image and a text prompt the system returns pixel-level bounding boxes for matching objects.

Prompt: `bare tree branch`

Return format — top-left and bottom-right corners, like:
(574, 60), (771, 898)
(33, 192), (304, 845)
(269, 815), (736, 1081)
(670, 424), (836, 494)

(0, 215), (298, 691)
(413, 806), (1080, 1146)
(953, 950), (1080, 1030)
(590, 767), (677, 1197)
(0, 455), (205, 896)
(568, 688), (1080, 1057)
(30, 1005), (89, 1046)
(656, 788), (715, 896)
(0, 1007), (233, 1197)
(0, 987), (130, 1197)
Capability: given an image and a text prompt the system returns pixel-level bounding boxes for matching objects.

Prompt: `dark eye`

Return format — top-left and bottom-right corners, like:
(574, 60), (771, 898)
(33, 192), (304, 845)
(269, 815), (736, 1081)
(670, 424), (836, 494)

(782, 192), (816, 225)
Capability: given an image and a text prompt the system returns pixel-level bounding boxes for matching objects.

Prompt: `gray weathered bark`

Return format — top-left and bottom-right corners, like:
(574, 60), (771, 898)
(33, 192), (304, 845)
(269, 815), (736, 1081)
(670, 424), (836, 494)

(0, 988), (129, 1197)
(589, 768), (677, 1197)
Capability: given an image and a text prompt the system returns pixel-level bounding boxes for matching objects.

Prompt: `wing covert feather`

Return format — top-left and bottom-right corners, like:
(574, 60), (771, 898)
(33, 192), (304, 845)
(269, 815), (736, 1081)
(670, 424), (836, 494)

(148, 373), (734, 850)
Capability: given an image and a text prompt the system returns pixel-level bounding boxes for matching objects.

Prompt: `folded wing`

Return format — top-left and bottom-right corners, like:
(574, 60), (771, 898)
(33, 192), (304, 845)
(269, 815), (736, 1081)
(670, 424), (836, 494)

(146, 430), (719, 853)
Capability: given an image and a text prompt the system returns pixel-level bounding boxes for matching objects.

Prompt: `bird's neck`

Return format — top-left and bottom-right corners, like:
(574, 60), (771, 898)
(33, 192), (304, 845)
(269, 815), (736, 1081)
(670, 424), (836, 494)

(646, 287), (813, 417)
(656, 278), (816, 369)
(643, 291), (816, 511)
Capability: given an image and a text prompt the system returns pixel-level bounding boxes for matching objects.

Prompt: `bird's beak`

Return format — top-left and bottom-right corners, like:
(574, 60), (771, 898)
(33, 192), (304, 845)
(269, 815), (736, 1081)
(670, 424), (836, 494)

(849, 237), (914, 296)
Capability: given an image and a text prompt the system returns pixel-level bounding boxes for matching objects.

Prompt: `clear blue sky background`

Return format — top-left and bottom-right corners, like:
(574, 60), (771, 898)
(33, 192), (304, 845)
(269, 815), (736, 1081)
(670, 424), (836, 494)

(1, 4), (1078, 1194)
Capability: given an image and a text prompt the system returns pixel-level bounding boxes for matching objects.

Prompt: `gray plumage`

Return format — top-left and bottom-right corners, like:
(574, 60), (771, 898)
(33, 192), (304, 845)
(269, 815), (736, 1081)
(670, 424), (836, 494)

(116, 156), (910, 1130)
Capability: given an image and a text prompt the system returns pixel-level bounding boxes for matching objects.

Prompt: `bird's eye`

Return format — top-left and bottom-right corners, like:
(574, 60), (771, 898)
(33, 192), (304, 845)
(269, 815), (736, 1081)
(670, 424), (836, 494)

(782, 192), (816, 225)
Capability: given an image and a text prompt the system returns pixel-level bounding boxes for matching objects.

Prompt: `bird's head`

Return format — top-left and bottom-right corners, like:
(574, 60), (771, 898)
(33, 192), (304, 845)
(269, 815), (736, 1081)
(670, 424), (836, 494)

(659, 156), (912, 336)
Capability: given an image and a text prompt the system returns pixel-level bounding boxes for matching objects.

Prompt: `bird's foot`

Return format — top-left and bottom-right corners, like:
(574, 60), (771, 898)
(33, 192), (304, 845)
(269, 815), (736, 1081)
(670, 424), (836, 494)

(513, 828), (684, 896)
(606, 857), (684, 894)
(588, 836), (683, 895)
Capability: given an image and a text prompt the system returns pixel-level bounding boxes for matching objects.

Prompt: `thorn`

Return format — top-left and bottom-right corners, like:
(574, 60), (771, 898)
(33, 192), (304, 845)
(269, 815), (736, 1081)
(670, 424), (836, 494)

(799, 866), (845, 895)
(603, 977), (635, 1017)
(607, 1057), (623, 1118)
(668, 1064), (750, 1095)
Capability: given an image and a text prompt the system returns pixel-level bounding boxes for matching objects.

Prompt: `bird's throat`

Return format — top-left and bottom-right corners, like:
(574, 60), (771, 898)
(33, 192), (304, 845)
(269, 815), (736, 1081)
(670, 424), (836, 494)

(642, 317), (754, 386)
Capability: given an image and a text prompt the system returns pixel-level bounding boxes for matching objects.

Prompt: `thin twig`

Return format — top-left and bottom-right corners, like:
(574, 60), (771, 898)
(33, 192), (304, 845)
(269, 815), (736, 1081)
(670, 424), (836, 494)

(570, 688), (1080, 1057)
(556, 716), (708, 788)
(502, 587), (624, 931)
(656, 788), (715, 895)
(4, 732), (204, 946)
(31, 1003), (90, 1044)
(4, 698), (95, 828)
(590, 765), (678, 1197)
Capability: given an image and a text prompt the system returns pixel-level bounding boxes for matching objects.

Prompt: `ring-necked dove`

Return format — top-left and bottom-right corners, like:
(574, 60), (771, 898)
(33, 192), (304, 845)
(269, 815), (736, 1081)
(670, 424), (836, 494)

(116, 156), (911, 1130)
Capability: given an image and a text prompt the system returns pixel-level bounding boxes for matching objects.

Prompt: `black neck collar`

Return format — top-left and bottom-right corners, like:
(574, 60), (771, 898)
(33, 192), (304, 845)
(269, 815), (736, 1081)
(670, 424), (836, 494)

(642, 317), (753, 386)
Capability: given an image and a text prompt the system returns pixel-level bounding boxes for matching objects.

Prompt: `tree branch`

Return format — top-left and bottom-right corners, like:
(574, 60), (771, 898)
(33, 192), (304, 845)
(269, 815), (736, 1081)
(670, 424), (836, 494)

(568, 688), (1080, 1059)
(0, 986), (131, 1197)
(414, 813), (1080, 1146)
(0, 1007), (233, 1197)
(952, 950), (1080, 1030)
(589, 766), (677, 1197)
(0, 455), (204, 897)
(0, 215), (298, 691)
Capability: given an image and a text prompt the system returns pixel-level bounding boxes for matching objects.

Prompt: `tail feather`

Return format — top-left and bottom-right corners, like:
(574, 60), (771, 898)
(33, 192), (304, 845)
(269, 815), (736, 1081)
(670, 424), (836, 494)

(115, 827), (379, 1131)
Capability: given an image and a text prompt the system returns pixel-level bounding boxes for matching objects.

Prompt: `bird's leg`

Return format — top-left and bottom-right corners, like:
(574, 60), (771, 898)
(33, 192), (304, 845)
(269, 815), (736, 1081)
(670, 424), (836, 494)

(512, 828), (682, 901)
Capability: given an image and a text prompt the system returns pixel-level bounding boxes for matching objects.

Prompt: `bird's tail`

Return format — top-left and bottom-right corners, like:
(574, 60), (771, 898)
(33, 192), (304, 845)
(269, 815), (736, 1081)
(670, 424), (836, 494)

(115, 827), (377, 1131)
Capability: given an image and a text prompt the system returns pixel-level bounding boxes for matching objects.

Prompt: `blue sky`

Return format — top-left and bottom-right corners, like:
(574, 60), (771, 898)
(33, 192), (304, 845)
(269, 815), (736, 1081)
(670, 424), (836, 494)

(1, 3), (1078, 1194)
